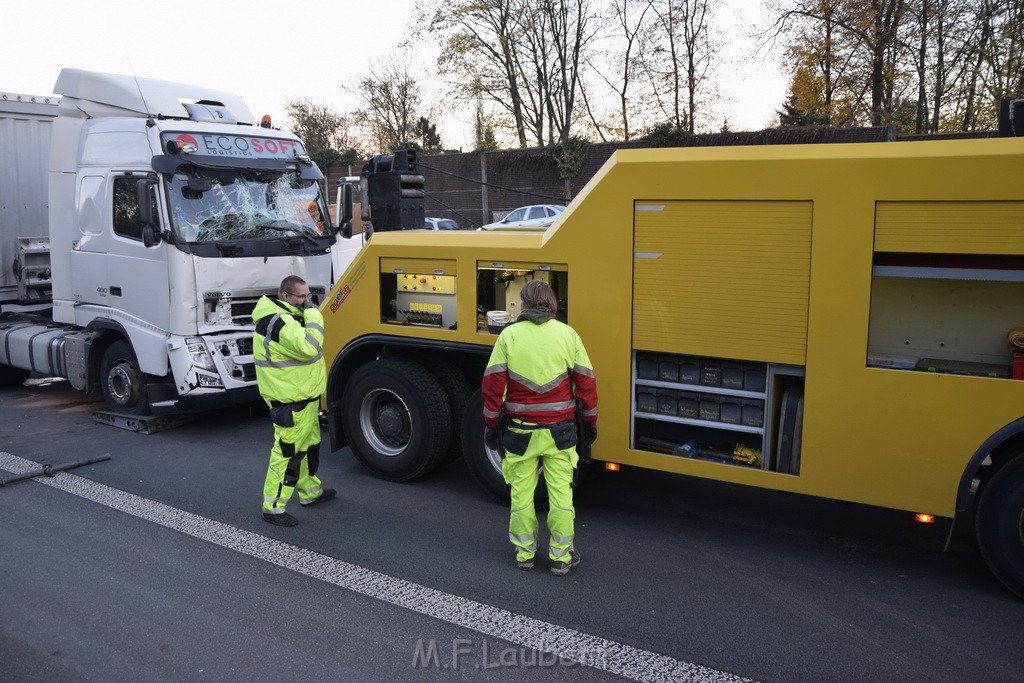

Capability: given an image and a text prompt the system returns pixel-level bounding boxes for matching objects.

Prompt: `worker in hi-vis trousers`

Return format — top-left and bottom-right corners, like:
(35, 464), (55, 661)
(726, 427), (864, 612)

(482, 280), (598, 576)
(252, 275), (335, 527)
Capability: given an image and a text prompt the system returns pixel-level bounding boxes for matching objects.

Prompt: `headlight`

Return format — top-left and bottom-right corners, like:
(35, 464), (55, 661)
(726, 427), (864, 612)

(196, 373), (224, 388)
(186, 337), (216, 371)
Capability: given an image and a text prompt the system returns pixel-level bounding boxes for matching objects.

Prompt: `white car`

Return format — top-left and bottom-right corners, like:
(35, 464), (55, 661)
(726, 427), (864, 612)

(480, 204), (565, 230)
(424, 217), (460, 230)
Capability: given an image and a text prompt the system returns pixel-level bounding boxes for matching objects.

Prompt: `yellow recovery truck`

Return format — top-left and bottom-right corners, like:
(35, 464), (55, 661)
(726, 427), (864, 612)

(321, 121), (1024, 598)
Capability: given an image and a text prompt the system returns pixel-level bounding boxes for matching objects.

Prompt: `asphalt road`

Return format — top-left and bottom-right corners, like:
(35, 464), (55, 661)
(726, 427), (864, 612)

(1, 378), (1022, 682)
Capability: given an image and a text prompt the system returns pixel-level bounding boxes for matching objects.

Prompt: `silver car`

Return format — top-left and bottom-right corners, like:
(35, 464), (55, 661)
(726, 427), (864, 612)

(481, 204), (565, 230)
(424, 217), (460, 230)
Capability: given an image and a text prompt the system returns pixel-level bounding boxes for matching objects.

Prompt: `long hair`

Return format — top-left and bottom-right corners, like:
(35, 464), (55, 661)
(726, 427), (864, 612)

(520, 279), (557, 311)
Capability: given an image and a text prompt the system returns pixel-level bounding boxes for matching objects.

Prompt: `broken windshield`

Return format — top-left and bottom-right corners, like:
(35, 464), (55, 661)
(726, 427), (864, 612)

(167, 170), (330, 243)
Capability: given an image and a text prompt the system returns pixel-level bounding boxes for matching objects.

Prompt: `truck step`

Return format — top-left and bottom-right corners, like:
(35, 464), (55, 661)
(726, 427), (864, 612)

(91, 410), (198, 434)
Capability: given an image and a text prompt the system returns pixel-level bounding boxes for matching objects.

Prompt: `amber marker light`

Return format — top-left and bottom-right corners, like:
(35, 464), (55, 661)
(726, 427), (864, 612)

(605, 463), (620, 472)
(915, 513), (936, 524)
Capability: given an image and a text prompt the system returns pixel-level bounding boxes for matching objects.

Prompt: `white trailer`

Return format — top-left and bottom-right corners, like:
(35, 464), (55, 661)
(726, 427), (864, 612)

(0, 69), (355, 415)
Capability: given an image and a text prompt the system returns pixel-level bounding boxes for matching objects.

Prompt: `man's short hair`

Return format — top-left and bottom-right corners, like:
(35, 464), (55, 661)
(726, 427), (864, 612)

(280, 275), (306, 297)
(520, 279), (558, 311)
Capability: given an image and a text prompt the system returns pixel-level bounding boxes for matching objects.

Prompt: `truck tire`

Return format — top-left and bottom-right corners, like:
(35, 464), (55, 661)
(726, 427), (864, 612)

(975, 455), (1024, 599)
(341, 358), (452, 482)
(100, 340), (151, 415)
(427, 359), (472, 462)
(0, 365), (31, 387)
(461, 389), (552, 507)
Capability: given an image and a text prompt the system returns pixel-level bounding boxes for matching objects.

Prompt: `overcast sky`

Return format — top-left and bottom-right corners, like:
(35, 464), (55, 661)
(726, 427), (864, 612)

(1, 0), (788, 151)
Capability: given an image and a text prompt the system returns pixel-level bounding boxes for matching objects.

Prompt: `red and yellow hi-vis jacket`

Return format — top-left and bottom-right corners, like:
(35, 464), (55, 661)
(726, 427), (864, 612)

(482, 318), (598, 428)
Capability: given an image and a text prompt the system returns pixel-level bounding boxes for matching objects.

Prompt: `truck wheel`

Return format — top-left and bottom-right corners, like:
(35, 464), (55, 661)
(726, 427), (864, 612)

(100, 340), (151, 415)
(341, 358), (452, 482)
(975, 455), (1024, 599)
(0, 365), (31, 387)
(427, 359), (472, 462)
(461, 389), (550, 507)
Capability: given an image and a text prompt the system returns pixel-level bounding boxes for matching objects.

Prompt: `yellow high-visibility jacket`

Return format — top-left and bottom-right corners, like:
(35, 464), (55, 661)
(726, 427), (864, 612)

(252, 296), (326, 404)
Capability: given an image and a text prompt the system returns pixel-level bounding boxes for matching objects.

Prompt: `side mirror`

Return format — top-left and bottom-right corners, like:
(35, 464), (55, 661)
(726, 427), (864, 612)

(136, 178), (162, 248)
(142, 224), (161, 248)
(335, 181), (355, 239)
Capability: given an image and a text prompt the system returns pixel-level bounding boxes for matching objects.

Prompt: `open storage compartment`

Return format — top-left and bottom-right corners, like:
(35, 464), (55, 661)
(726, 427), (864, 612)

(867, 201), (1024, 379)
(631, 351), (804, 474)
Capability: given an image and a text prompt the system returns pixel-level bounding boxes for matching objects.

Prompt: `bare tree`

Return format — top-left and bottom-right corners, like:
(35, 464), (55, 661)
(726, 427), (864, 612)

(639, 0), (718, 133)
(353, 57), (424, 153)
(540, 0), (598, 144)
(284, 99), (360, 169)
(602, 0), (655, 140)
(418, 0), (532, 146)
(285, 99), (351, 152)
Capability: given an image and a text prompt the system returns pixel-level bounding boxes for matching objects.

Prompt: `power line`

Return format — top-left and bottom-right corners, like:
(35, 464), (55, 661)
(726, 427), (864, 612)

(416, 161), (564, 202)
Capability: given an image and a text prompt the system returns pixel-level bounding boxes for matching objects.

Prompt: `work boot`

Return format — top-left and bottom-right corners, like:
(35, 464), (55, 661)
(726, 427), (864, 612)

(517, 556), (535, 571)
(549, 549), (580, 576)
(300, 488), (336, 507)
(263, 511), (298, 527)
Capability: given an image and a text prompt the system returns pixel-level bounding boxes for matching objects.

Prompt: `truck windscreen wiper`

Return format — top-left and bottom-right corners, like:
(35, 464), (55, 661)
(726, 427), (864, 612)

(256, 223), (328, 251)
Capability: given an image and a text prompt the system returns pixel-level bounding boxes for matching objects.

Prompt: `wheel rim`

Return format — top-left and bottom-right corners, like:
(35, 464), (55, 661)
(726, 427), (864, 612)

(485, 442), (503, 472)
(483, 436), (542, 476)
(359, 388), (411, 456)
(108, 360), (141, 407)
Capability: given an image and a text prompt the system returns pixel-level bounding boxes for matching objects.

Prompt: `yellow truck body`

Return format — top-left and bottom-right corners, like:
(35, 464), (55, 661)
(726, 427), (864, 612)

(321, 136), (1024, 596)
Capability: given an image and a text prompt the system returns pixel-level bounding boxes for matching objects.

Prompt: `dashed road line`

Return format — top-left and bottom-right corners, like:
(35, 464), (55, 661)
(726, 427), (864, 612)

(0, 451), (753, 683)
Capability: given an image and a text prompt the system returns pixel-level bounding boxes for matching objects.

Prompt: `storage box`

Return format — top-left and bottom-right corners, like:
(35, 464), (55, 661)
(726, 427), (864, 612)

(678, 391), (699, 419)
(698, 396), (720, 421)
(657, 390), (678, 416)
(719, 400), (741, 424)
(742, 400), (764, 427)
(637, 354), (659, 380)
(487, 310), (511, 334)
(659, 357), (680, 382)
(743, 364), (766, 392)
(700, 360), (722, 387)
(636, 389), (657, 414)
(721, 364), (744, 389)
(678, 361), (700, 385)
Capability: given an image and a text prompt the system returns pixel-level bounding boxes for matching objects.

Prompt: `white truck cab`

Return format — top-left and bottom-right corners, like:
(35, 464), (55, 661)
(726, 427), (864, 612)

(0, 68), (353, 415)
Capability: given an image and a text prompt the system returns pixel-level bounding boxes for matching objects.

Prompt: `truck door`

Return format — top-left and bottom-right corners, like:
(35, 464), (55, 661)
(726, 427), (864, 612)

(105, 174), (171, 332)
(69, 175), (108, 307)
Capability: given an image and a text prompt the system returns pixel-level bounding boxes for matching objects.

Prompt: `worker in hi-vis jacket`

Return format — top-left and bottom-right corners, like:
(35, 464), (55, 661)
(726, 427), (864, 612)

(482, 279), (598, 575)
(252, 275), (335, 527)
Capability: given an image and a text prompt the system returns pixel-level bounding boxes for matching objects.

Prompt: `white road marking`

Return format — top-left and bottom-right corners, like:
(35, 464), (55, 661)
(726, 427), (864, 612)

(0, 451), (752, 683)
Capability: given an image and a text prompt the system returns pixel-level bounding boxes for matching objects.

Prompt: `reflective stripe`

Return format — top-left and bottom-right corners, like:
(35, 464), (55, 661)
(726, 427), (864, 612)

(572, 364), (595, 378)
(579, 406), (599, 418)
(551, 532), (574, 545)
(484, 363), (507, 376)
(505, 399), (575, 413)
(298, 485), (322, 497)
(304, 332), (322, 352)
(305, 321), (324, 334)
(550, 545), (571, 558)
(483, 407), (501, 420)
(510, 505), (530, 514)
(261, 314), (282, 360)
(254, 352), (323, 368)
(507, 368), (569, 395)
(263, 495), (285, 505)
(509, 532), (537, 552)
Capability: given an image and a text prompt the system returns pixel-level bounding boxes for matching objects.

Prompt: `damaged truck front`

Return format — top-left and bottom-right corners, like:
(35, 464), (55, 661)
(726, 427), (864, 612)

(0, 68), (352, 415)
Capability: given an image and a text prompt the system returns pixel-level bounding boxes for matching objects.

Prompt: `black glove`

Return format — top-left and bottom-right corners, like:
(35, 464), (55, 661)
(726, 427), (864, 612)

(484, 426), (501, 452)
(582, 421), (598, 445)
(302, 297), (317, 310)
